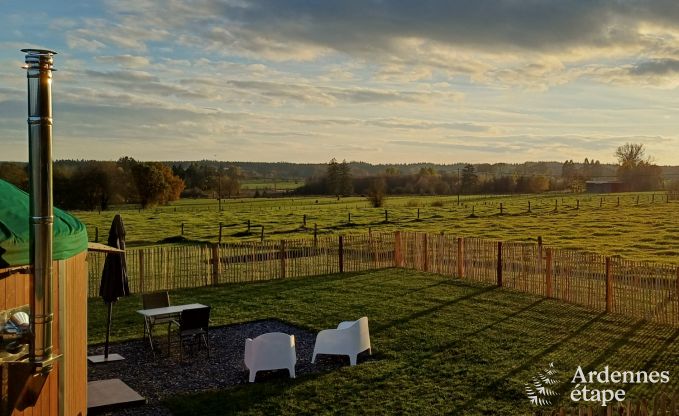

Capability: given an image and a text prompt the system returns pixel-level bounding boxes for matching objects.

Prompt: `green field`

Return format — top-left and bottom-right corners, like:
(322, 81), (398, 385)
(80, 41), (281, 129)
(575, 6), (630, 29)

(74, 192), (679, 264)
(88, 269), (679, 415)
(240, 179), (303, 190)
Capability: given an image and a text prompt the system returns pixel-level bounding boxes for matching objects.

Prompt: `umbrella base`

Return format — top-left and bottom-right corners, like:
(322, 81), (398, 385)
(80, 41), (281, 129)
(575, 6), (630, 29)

(88, 353), (125, 363)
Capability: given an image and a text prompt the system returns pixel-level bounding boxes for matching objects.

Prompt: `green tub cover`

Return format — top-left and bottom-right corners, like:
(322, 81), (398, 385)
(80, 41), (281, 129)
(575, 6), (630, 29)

(0, 179), (88, 267)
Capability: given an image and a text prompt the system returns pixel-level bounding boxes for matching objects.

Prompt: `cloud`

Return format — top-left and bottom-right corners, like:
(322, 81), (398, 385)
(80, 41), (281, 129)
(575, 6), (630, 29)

(630, 58), (679, 76)
(366, 118), (493, 132)
(95, 55), (151, 68)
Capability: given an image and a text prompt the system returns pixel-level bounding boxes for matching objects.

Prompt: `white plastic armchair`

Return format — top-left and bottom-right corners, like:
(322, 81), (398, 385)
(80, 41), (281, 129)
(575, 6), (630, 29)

(244, 332), (297, 382)
(312, 317), (371, 366)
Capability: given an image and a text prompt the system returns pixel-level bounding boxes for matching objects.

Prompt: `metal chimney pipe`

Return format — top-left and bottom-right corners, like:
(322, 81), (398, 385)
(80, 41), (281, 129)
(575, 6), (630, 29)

(22, 49), (56, 370)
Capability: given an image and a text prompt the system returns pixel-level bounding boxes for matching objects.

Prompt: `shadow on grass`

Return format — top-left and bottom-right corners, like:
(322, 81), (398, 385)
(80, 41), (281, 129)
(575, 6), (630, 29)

(457, 311), (607, 412)
(372, 285), (498, 335)
(163, 371), (326, 416)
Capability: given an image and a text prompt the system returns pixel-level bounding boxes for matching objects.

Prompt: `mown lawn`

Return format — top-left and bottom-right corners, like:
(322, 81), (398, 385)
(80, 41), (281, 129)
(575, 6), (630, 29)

(88, 269), (679, 415)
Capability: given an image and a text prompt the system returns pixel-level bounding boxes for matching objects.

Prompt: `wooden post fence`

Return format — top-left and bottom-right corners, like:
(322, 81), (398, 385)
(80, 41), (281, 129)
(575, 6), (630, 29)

(457, 237), (464, 278)
(423, 234), (429, 272)
(339, 235), (344, 273)
(394, 231), (403, 267)
(280, 240), (287, 278)
(218, 222), (223, 244)
(211, 244), (220, 286)
(605, 257), (612, 313)
(138, 249), (145, 293)
(497, 241), (503, 287)
(545, 248), (553, 298)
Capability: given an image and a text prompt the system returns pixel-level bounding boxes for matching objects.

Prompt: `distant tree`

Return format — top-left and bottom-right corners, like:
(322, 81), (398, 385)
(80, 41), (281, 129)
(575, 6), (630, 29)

(0, 162), (28, 190)
(339, 159), (353, 196)
(616, 143), (646, 167)
(156, 163), (185, 202)
(326, 158), (340, 196)
(385, 167), (400, 176)
(460, 164), (478, 194)
(615, 143), (662, 191)
(129, 162), (183, 208)
(367, 177), (387, 208)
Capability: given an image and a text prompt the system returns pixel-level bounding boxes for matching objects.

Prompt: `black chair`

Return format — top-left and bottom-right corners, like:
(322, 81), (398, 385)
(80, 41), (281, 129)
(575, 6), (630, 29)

(141, 291), (171, 351)
(172, 306), (211, 362)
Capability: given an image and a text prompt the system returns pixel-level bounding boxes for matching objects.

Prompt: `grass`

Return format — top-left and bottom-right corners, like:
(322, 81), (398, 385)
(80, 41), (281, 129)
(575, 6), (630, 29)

(75, 192), (679, 263)
(240, 179), (303, 190)
(89, 269), (679, 415)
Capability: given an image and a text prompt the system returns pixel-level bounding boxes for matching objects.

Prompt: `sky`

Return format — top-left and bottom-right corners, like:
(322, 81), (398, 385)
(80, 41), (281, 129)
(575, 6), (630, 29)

(1, 0), (679, 164)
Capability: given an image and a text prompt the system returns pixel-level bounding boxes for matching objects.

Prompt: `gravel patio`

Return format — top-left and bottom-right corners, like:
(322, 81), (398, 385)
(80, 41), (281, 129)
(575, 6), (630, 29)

(88, 318), (370, 415)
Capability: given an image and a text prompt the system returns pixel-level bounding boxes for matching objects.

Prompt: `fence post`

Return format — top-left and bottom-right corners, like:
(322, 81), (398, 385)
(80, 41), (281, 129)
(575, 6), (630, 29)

(138, 249), (145, 293)
(394, 231), (402, 267)
(605, 257), (612, 313)
(181, 222), (184, 236)
(95, 227), (99, 243)
(280, 240), (287, 279)
(457, 237), (464, 278)
(218, 222), (223, 244)
(313, 223), (318, 247)
(497, 241), (503, 287)
(211, 243), (220, 286)
(545, 248), (553, 298)
(339, 235), (344, 273)
(423, 234), (429, 272)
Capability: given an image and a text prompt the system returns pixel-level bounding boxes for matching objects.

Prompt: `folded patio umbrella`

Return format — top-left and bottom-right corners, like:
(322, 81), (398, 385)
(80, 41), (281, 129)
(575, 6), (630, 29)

(99, 214), (130, 359)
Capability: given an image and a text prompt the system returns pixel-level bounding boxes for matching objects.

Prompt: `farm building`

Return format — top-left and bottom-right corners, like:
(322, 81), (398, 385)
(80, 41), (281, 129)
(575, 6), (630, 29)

(585, 180), (628, 193)
(0, 179), (89, 415)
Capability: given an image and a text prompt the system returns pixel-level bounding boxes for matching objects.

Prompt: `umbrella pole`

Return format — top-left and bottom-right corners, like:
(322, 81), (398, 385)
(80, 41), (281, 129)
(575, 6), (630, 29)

(104, 302), (113, 359)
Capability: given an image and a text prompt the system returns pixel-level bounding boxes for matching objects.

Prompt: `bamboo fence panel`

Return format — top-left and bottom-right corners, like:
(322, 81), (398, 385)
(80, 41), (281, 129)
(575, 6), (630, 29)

(463, 237), (498, 285)
(551, 249), (607, 311)
(611, 258), (678, 326)
(501, 242), (545, 296)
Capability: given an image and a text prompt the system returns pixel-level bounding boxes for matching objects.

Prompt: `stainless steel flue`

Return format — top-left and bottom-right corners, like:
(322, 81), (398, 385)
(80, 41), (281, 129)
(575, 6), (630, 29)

(22, 48), (56, 370)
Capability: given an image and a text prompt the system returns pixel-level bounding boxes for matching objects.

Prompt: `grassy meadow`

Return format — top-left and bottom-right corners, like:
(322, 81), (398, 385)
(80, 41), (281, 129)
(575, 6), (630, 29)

(74, 192), (679, 264)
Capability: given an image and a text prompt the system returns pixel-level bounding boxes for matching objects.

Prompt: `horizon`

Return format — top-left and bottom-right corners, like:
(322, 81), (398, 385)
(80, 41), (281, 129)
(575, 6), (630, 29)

(2, 1), (679, 164)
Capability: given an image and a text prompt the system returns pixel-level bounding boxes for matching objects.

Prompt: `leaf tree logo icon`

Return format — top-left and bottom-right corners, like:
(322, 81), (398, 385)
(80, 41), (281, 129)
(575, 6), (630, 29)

(525, 362), (560, 406)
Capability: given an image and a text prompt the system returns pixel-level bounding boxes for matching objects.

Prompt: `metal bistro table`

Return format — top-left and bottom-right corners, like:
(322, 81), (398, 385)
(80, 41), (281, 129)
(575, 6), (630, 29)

(137, 303), (208, 357)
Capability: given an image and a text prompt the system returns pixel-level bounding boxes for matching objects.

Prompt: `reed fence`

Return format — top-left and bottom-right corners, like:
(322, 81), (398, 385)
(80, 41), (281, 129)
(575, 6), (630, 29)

(87, 231), (679, 327)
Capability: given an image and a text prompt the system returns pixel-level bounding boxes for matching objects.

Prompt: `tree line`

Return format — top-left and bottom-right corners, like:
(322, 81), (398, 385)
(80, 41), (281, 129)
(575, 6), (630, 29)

(0, 143), (671, 211)
(0, 158), (185, 210)
(297, 144), (667, 198)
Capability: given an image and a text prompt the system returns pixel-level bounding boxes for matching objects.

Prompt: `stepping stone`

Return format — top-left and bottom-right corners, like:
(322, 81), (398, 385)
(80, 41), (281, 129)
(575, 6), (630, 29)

(87, 379), (145, 414)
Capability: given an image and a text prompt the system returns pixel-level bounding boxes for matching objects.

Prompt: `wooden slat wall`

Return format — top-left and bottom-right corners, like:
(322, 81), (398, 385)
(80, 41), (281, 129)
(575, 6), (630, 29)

(0, 253), (87, 416)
